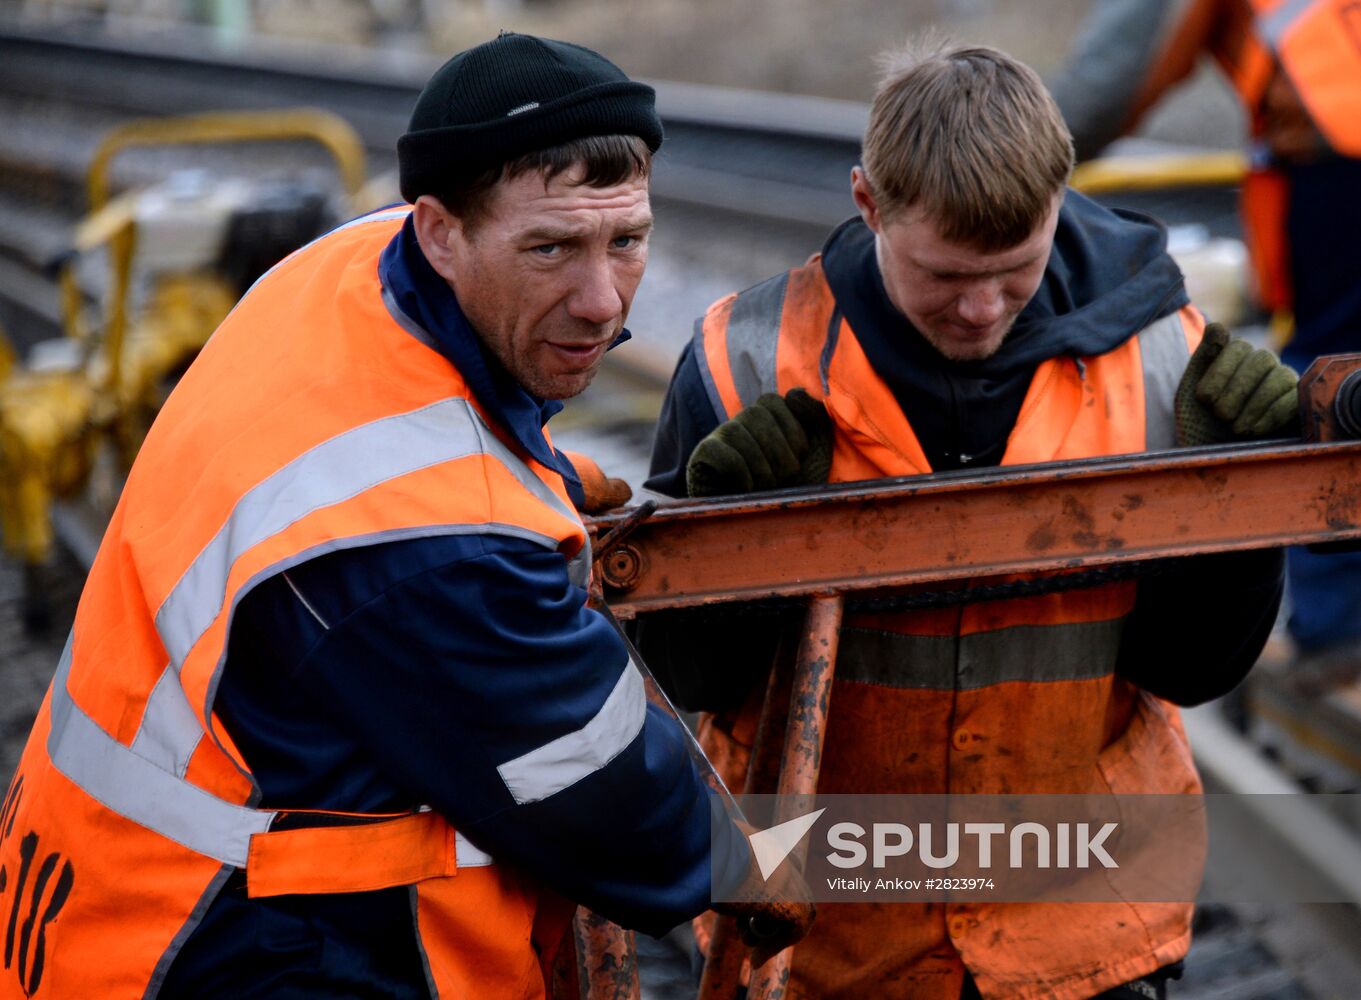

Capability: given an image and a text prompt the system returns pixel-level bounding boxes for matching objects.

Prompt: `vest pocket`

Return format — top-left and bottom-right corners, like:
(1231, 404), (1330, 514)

(1094, 691), (1206, 916)
(1096, 691), (1200, 797)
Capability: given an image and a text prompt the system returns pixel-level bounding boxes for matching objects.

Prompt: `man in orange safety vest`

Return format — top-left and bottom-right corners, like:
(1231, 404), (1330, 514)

(644, 40), (1296, 999)
(0, 32), (808, 999)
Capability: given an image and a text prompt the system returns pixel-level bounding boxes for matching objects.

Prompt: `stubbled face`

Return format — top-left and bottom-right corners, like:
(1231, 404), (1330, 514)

(416, 166), (653, 399)
(851, 168), (1059, 363)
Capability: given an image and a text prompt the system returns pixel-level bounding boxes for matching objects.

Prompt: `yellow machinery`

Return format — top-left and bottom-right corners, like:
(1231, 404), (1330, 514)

(0, 109), (367, 628)
(1070, 149), (1247, 194)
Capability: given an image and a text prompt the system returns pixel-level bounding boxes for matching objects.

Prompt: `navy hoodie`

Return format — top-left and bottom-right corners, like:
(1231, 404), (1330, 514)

(643, 191), (1282, 711)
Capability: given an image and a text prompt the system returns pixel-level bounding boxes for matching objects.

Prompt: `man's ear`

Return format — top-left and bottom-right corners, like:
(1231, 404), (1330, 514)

(850, 167), (882, 234)
(411, 195), (463, 284)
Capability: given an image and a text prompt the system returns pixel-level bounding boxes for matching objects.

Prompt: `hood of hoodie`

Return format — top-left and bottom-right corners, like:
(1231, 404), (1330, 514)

(820, 188), (1189, 470)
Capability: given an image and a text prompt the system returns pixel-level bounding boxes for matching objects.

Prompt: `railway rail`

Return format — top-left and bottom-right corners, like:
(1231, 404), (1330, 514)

(0, 20), (1241, 352)
(0, 20), (867, 225)
(0, 19), (863, 347)
(1, 21), (1360, 998)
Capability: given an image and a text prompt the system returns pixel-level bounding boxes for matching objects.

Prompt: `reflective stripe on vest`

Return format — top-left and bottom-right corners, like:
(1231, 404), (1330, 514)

(722, 272), (789, 411)
(837, 617), (1127, 689)
(497, 663), (646, 805)
(698, 266), (846, 423)
(692, 315), (731, 423)
(1139, 308), (1196, 451)
(696, 273), (790, 421)
(47, 632), (493, 873)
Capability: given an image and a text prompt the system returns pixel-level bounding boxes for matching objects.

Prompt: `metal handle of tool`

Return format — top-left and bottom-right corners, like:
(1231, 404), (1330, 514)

(593, 597), (747, 823)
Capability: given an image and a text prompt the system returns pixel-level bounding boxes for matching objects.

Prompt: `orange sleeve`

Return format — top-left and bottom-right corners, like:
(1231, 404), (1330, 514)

(1124, 0), (1235, 134)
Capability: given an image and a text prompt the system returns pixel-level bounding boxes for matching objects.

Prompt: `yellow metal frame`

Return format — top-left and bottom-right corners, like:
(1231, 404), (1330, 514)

(86, 108), (367, 212)
(0, 322), (14, 383)
(1, 109), (367, 572)
(75, 108), (366, 373)
(1071, 150), (1248, 195)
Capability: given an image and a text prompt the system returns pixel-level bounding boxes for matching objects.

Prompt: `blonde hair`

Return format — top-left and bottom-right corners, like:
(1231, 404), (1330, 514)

(862, 41), (1074, 250)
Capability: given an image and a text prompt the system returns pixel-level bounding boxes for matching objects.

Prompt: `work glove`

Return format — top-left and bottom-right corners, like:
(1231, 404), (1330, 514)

(1174, 323), (1299, 446)
(686, 388), (834, 498)
(562, 450), (632, 514)
(712, 821), (817, 968)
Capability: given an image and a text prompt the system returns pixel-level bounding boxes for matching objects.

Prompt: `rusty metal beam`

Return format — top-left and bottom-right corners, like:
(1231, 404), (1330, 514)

(697, 638), (797, 1000)
(593, 439), (1361, 616)
(746, 595), (841, 1000)
(590, 355), (1361, 999)
(573, 909), (640, 1000)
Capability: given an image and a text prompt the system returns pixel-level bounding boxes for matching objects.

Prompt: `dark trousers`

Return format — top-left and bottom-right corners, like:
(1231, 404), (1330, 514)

(1281, 156), (1361, 652)
(959, 960), (1184, 1000)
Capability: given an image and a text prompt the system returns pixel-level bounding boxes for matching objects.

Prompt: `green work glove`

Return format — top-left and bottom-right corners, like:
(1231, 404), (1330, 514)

(1174, 323), (1300, 446)
(686, 388), (834, 497)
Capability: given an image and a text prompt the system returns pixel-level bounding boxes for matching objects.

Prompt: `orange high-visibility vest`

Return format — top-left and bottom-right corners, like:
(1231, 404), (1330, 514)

(0, 208), (592, 999)
(1122, 0), (1287, 305)
(1243, 0), (1361, 308)
(1250, 0), (1361, 158)
(691, 258), (1206, 1000)
(1204, 0), (1361, 309)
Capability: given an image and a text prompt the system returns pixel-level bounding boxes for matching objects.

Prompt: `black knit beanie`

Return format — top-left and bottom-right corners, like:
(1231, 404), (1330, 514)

(398, 32), (663, 203)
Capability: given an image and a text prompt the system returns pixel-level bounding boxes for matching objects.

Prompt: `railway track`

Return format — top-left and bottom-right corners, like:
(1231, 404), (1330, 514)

(0, 20), (1240, 353)
(0, 19), (862, 350)
(0, 20), (866, 223)
(2, 21), (1361, 998)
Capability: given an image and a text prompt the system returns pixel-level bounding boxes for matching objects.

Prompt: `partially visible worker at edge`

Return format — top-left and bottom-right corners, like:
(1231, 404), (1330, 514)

(0, 33), (810, 999)
(1052, 0), (1361, 691)
(643, 42), (1293, 1000)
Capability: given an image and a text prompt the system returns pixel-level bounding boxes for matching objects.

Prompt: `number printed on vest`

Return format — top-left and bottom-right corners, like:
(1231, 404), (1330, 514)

(0, 774), (75, 997)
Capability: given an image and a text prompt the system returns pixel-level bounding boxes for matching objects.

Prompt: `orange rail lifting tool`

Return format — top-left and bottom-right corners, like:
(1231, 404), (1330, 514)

(563, 354), (1361, 999)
